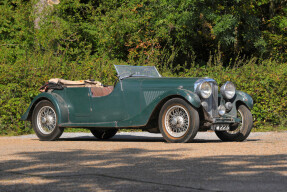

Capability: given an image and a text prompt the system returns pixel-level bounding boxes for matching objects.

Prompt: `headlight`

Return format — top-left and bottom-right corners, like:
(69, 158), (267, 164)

(218, 105), (226, 116)
(220, 81), (236, 99)
(197, 81), (212, 99)
(225, 102), (233, 111)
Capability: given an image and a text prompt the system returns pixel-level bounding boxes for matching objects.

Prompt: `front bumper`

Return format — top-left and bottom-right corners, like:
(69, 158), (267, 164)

(201, 116), (241, 128)
(212, 117), (241, 124)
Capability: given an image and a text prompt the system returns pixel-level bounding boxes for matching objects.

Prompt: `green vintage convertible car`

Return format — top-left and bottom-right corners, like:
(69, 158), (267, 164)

(21, 65), (253, 143)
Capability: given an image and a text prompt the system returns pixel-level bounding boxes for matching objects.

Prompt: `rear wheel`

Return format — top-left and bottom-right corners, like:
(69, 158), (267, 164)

(90, 129), (118, 140)
(215, 104), (253, 142)
(32, 100), (64, 141)
(159, 98), (199, 143)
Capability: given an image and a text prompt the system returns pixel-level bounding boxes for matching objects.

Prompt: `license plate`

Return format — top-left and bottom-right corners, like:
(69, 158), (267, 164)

(212, 124), (230, 131)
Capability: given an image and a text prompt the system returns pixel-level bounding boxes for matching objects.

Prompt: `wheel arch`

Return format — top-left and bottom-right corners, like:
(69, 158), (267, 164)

(21, 93), (69, 124)
(235, 100), (252, 111)
(144, 92), (200, 131)
(235, 91), (253, 110)
(27, 97), (51, 121)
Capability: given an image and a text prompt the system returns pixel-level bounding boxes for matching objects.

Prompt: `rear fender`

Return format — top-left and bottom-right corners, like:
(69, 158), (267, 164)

(21, 92), (69, 124)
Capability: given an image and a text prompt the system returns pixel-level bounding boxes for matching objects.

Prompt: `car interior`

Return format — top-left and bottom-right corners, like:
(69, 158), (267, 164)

(48, 78), (114, 97)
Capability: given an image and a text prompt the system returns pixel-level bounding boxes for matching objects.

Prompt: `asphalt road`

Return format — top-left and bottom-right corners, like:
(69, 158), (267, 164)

(0, 132), (286, 192)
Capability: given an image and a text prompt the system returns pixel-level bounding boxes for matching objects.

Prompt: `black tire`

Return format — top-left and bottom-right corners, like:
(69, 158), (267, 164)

(90, 128), (118, 140)
(32, 100), (64, 141)
(215, 104), (253, 142)
(159, 98), (200, 143)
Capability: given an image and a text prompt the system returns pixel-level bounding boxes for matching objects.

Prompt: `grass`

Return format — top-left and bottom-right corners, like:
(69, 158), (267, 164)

(253, 125), (287, 132)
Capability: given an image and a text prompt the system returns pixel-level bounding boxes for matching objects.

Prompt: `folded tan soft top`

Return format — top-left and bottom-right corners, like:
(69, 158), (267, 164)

(48, 78), (103, 87)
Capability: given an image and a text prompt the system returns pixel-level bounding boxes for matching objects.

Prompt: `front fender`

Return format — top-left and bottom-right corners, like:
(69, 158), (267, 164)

(20, 92), (69, 124)
(117, 88), (201, 127)
(235, 91), (254, 109)
(160, 89), (201, 108)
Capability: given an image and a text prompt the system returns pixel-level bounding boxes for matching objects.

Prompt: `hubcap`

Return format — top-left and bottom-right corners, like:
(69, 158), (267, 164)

(37, 106), (56, 134)
(164, 105), (190, 138)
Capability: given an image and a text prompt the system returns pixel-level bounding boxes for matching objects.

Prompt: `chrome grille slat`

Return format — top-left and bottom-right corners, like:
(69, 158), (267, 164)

(212, 84), (219, 117)
(201, 81), (218, 118)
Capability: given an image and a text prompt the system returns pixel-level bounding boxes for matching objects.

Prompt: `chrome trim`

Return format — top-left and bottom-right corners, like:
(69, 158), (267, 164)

(195, 78), (219, 118)
(154, 66), (162, 77)
(37, 106), (56, 134)
(218, 105), (226, 116)
(164, 105), (190, 138)
(114, 65), (162, 79)
(194, 78), (217, 91)
(212, 83), (219, 117)
(220, 81), (236, 99)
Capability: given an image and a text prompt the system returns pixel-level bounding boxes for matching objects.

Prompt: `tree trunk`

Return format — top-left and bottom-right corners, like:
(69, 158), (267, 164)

(34, 0), (48, 29)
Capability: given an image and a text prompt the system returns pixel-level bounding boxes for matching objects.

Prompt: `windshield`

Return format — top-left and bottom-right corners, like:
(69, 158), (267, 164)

(114, 65), (161, 79)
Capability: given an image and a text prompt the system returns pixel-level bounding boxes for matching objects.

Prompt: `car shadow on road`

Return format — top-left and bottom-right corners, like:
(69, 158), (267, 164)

(55, 135), (259, 143)
(57, 135), (166, 142)
(0, 146), (285, 191)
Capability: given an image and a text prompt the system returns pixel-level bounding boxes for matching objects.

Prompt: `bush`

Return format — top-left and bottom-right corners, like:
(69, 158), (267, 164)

(1, 49), (286, 135)
(0, 0), (286, 135)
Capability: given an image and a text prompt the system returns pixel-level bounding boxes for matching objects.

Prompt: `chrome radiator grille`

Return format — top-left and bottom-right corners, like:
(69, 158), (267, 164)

(204, 82), (219, 118)
(211, 84), (219, 117)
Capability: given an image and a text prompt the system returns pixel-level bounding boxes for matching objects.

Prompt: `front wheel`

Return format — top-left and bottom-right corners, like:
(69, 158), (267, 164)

(90, 129), (118, 140)
(159, 98), (200, 143)
(32, 100), (64, 141)
(215, 104), (253, 142)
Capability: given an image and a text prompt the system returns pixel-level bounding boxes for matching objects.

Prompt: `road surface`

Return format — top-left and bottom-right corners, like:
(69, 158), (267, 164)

(0, 132), (286, 192)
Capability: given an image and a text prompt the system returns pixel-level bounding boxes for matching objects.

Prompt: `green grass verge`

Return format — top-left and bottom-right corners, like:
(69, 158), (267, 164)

(253, 125), (287, 132)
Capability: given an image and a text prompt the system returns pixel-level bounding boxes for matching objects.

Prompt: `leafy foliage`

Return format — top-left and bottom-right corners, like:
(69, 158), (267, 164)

(0, 0), (286, 135)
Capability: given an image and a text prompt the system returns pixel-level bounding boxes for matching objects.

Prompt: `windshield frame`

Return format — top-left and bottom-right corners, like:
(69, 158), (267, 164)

(114, 65), (162, 80)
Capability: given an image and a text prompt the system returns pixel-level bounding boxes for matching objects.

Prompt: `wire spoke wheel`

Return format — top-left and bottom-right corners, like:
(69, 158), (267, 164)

(215, 104), (253, 142)
(159, 98), (199, 143)
(32, 100), (63, 141)
(37, 106), (57, 134)
(226, 110), (243, 134)
(164, 105), (190, 138)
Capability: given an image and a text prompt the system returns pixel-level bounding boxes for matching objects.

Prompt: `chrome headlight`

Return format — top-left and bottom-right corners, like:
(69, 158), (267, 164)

(196, 81), (212, 99)
(220, 81), (236, 99)
(218, 105), (226, 116)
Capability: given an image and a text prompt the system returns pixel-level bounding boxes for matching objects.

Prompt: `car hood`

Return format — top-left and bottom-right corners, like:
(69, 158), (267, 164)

(128, 77), (208, 91)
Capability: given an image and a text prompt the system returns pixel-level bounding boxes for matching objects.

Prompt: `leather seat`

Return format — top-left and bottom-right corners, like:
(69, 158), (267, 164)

(90, 86), (114, 97)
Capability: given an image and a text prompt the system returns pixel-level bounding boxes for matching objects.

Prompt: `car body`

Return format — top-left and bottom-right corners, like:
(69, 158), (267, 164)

(21, 65), (253, 142)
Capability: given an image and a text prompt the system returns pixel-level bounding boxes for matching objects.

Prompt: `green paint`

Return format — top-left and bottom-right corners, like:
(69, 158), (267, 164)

(21, 77), (252, 128)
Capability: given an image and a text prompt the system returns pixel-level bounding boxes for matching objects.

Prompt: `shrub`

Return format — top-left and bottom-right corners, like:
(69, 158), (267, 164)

(0, 0), (286, 135)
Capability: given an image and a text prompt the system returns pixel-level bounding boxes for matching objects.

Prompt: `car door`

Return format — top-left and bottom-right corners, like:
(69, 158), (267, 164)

(120, 78), (142, 124)
(65, 87), (91, 123)
(89, 83), (127, 124)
